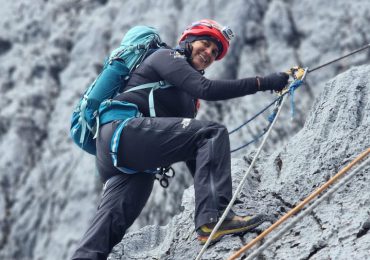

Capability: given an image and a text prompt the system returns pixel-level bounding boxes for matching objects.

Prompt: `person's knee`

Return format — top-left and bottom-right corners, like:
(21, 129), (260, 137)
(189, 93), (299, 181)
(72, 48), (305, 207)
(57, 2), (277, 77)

(200, 121), (228, 138)
(216, 123), (228, 135)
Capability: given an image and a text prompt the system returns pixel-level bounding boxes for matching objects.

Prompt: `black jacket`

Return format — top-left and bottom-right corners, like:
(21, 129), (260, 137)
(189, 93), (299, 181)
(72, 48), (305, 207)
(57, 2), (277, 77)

(114, 48), (259, 118)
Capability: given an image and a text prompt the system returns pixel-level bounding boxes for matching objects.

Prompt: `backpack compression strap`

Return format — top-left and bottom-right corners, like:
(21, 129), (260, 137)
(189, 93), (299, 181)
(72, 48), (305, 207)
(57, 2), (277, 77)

(78, 95), (93, 144)
(124, 81), (172, 117)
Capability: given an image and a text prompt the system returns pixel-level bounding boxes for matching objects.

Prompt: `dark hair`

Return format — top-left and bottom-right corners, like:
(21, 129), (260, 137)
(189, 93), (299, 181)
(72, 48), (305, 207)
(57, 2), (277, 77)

(180, 35), (223, 57)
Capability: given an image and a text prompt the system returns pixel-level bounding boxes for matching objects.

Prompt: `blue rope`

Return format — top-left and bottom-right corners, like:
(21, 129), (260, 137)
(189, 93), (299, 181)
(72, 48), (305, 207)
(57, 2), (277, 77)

(228, 95), (282, 135)
(288, 79), (302, 118)
(230, 98), (282, 154)
(268, 110), (278, 123)
(229, 79), (304, 153)
(230, 126), (269, 153)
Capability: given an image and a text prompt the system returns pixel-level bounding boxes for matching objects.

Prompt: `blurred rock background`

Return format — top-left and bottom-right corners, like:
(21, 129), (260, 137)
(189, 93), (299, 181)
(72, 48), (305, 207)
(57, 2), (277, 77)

(0, 0), (369, 259)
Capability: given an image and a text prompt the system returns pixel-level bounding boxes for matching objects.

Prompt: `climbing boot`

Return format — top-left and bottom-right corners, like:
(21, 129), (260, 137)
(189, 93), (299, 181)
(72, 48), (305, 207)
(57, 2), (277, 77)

(197, 214), (268, 245)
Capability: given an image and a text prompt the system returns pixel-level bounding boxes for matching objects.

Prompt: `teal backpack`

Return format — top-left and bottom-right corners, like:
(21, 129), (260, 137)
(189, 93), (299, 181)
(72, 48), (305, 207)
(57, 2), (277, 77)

(70, 26), (171, 155)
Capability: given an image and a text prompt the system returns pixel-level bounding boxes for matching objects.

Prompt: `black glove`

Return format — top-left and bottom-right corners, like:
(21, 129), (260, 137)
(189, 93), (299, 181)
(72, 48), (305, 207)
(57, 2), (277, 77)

(258, 72), (289, 92)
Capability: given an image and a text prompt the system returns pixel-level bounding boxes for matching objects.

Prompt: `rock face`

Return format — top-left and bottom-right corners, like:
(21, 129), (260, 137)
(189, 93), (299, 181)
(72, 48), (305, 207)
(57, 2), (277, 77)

(110, 65), (370, 259)
(0, 0), (370, 259)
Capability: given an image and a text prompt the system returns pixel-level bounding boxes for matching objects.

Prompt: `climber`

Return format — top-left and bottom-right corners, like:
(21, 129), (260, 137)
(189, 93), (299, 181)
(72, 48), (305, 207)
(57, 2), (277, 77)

(71, 19), (289, 260)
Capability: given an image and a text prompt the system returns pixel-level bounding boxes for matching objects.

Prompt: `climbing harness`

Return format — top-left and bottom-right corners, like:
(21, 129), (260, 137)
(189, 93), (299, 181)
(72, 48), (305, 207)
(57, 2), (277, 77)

(195, 43), (370, 260)
(228, 147), (370, 260)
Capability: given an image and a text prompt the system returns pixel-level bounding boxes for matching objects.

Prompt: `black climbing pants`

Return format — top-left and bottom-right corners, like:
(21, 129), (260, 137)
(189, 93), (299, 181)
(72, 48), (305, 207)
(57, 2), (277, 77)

(71, 117), (234, 260)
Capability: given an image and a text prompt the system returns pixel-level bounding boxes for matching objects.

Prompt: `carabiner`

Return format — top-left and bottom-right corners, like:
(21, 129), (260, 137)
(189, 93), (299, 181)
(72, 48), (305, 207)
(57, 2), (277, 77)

(163, 166), (175, 179)
(160, 178), (169, 188)
(288, 66), (306, 80)
(154, 166), (175, 188)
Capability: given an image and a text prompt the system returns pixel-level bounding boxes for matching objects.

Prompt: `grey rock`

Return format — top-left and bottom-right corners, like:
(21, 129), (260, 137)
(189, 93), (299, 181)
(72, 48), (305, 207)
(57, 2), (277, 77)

(112, 65), (370, 259)
(0, 0), (370, 259)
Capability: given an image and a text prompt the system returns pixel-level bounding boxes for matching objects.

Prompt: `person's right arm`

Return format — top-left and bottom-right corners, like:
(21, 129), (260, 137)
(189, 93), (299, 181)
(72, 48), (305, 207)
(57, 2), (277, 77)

(148, 49), (289, 101)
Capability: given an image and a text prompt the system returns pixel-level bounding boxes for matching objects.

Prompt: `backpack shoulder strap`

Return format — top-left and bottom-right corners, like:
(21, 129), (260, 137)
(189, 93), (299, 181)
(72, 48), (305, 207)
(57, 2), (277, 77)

(124, 80), (172, 117)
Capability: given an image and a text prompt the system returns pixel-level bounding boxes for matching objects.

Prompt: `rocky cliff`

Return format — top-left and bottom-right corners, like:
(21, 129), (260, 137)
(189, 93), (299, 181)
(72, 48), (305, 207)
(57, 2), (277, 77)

(110, 65), (370, 259)
(0, 0), (369, 259)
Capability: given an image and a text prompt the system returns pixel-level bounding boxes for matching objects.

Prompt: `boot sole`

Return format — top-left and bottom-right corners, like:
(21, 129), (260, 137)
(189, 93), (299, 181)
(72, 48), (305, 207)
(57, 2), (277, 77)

(197, 222), (261, 245)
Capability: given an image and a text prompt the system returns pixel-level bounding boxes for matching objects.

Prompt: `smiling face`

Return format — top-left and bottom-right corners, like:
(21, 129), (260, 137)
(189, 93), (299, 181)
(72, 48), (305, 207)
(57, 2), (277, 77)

(190, 40), (219, 71)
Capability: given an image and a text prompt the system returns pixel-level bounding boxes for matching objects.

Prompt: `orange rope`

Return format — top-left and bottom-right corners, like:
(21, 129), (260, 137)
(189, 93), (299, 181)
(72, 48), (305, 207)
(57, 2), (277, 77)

(227, 147), (370, 260)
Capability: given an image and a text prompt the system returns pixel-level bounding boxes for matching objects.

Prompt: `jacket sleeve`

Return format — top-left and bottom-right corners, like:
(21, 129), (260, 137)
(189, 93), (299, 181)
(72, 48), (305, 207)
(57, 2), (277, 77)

(147, 49), (259, 101)
(185, 159), (196, 177)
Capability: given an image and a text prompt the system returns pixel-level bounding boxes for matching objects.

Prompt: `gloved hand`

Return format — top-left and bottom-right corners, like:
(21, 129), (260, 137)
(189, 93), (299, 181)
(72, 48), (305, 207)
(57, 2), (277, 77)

(258, 72), (289, 92)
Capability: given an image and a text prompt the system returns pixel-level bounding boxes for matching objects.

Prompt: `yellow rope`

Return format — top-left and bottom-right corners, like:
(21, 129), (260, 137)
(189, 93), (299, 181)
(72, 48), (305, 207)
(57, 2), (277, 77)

(227, 147), (370, 260)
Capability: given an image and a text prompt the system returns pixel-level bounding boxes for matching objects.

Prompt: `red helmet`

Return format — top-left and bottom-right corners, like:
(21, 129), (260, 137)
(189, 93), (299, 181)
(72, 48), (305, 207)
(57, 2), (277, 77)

(179, 19), (234, 60)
